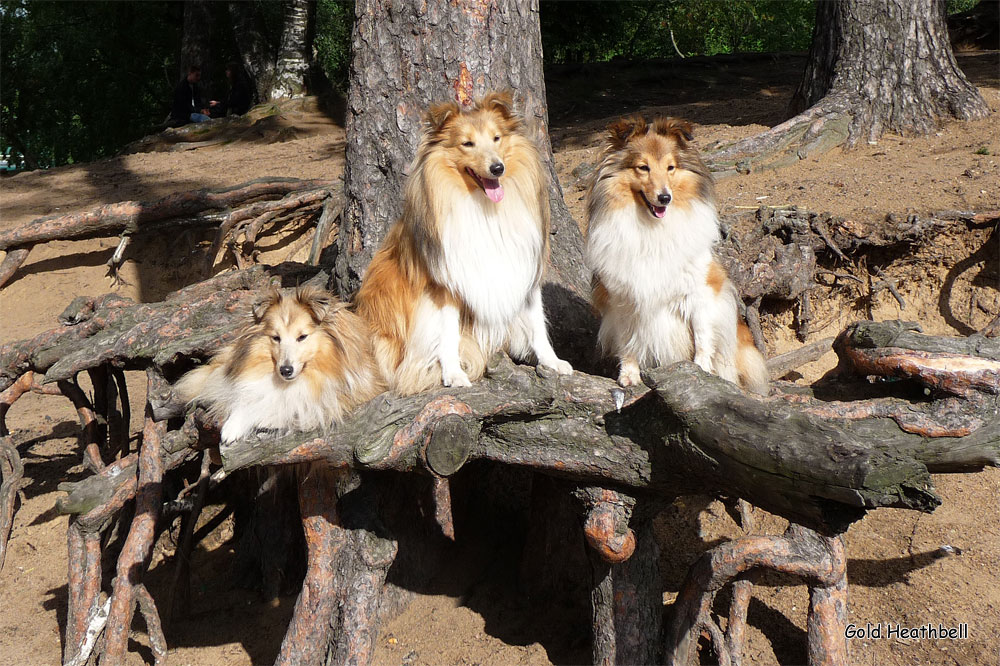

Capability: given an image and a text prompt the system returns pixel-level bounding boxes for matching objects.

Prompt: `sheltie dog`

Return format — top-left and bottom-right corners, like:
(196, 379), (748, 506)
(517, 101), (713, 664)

(175, 285), (385, 442)
(354, 91), (572, 395)
(585, 115), (768, 393)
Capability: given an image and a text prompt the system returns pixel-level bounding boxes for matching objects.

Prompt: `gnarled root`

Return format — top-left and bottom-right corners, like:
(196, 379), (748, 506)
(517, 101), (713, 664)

(665, 523), (847, 666)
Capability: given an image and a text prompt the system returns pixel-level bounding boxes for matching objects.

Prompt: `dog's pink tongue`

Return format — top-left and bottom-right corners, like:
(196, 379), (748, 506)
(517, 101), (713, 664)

(653, 205), (667, 218)
(483, 178), (504, 203)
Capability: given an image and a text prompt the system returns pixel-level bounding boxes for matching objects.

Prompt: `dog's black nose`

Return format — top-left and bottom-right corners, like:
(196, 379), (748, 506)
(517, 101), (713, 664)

(657, 193), (672, 205)
(279, 365), (294, 379)
(490, 162), (505, 177)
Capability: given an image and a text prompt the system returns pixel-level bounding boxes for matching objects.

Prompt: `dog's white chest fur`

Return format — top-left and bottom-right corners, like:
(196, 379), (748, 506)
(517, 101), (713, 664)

(437, 189), (542, 350)
(587, 201), (722, 364)
(219, 374), (341, 443)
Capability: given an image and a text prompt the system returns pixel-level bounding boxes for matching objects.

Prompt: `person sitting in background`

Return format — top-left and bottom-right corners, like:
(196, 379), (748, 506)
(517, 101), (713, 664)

(170, 65), (214, 125)
(210, 62), (253, 118)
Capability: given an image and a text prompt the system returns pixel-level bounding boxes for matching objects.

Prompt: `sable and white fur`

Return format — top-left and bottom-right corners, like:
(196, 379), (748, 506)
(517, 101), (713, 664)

(355, 91), (572, 395)
(585, 115), (768, 393)
(175, 286), (384, 442)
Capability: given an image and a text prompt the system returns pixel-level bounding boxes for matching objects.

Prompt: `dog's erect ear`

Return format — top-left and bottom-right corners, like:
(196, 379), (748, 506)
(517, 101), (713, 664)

(295, 285), (335, 323)
(653, 117), (694, 144)
(606, 115), (648, 150)
(425, 102), (460, 133)
(478, 90), (514, 119)
(253, 286), (282, 321)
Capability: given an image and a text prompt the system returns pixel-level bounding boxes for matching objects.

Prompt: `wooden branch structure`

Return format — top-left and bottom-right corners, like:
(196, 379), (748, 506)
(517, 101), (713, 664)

(1, 261), (997, 665)
(0, 177), (338, 288)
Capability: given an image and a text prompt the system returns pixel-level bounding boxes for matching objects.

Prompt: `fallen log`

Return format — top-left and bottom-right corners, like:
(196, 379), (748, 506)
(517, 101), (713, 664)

(215, 354), (954, 535)
(0, 178), (337, 288)
(0, 178), (335, 252)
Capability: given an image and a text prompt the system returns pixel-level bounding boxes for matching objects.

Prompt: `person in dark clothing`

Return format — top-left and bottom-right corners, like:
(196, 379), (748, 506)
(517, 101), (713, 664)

(170, 65), (213, 125)
(210, 62), (253, 118)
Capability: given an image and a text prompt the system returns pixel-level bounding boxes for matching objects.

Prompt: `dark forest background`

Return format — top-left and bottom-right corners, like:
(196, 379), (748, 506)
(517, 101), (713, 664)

(0, 0), (981, 170)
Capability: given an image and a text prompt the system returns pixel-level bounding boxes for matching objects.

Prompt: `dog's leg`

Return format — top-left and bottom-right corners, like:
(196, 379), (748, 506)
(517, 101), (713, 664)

(438, 302), (472, 387)
(221, 409), (254, 443)
(618, 355), (641, 387)
(522, 286), (572, 375)
(690, 299), (718, 375)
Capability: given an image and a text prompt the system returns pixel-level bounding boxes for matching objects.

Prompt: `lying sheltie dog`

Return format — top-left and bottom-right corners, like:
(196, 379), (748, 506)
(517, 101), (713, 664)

(354, 91), (572, 395)
(585, 115), (768, 393)
(175, 285), (385, 442)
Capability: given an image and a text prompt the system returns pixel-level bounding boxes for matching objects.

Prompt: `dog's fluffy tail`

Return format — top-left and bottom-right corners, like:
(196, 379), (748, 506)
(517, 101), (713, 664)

(736, 322), (769, 395)
(174, 364), (217, 404)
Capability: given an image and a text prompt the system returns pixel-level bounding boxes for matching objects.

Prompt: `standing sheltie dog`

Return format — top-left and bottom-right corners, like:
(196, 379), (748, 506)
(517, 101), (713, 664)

(175, 285), (385, 442)
(585, 115), (768, 393)
(354, 91), (572, 395)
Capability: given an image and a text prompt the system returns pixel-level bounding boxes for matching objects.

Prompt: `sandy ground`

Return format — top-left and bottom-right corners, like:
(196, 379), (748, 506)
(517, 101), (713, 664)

(1, 53), (999, 666)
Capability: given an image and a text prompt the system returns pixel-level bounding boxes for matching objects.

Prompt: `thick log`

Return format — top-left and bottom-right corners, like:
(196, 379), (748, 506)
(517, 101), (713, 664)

(0, 177), (335, 252)
(835, 320), (1000, 396)
(217, 354), (956, 535)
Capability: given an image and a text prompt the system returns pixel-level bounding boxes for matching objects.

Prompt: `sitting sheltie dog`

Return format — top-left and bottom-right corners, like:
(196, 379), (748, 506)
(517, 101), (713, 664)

(175, 285), (385, 442)
(354, 91), (572, 395)
(585, 115), (768, 393)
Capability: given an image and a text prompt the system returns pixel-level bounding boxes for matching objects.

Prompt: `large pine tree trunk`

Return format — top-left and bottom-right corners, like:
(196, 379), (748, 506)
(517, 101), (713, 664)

(791, 0), (990, 144)
(707, 0), (992, 171)
(334, 0), (588, 307)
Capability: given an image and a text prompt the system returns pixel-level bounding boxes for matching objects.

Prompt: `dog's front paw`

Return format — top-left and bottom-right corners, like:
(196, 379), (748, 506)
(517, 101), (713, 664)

(442, 366), (473, 388)
(539, 357), (573, 376)
(693, 354), (714, 374)
(617, 364), (642, 387)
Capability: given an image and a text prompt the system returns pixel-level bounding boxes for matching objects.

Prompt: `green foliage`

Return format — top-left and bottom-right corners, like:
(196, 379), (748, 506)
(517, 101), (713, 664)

(974, 145), (990, 155)
(0, 0), (183, 169)
(315, 0), (354, 91)
(540, 0), (816, 63)
(947, 0), (981, 14)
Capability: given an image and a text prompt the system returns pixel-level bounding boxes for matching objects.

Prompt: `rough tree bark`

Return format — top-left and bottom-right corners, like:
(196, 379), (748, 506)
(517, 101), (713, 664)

(707, 0), (992, 173)
(270, 0), (316, 100)
(336, 0), (589, 311)
(228, 1), (275, 103)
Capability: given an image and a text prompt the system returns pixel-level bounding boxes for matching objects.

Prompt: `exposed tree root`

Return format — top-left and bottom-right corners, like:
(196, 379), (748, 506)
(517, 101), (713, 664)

(0, 248), (30, 289)
(0, 178), (337, 288)
(665, 524), (847, 666)
(1, 266), (997, 663)
(0, 435), (24, 571)
(101, 373), (167, 664)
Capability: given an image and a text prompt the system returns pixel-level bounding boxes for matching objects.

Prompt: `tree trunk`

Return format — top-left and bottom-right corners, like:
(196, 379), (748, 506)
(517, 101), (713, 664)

(707, 0), (992, 172)
(180, 0), (213, 81)
(228, 1), (275, 103)
(791, 0), (990, 144)
(270, 0), (315, 100)
(335, 0), (589, 309)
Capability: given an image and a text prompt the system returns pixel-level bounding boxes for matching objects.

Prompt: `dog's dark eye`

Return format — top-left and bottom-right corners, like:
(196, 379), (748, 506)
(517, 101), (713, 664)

(637, 165), (650, 172)
(462, 141), (474, 147)
(296, 334), (307, 342)
(493, 135), (500, 142)
(271, 335), (280, 342)
(668, 165), (676, 172)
